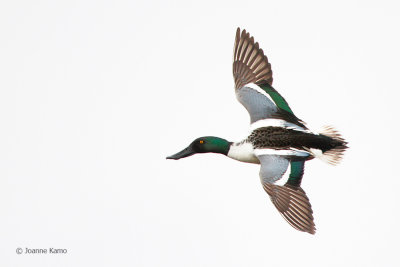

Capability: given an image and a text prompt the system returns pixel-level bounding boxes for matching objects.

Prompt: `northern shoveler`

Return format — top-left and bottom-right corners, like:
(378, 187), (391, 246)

(167, 28), (348, 234)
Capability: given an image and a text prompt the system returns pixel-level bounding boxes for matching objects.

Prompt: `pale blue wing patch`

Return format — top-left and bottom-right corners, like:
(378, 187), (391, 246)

(256, 154), (289, 184)
(236, 85), (278, 123)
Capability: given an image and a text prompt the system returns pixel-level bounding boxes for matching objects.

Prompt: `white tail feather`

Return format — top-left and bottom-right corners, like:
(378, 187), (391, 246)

(306, 126), (348, 165)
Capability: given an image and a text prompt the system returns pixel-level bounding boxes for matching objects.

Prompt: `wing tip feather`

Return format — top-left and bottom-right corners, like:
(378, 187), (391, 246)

(233, 28), (273, 89)
(263, 183), (316, 235)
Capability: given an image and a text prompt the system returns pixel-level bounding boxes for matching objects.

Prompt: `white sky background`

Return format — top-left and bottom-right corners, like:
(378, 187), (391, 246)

(1, 0), (399, 266)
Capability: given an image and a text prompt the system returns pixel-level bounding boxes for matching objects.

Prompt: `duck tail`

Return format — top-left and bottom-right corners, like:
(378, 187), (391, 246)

(307, 126), (348, 165)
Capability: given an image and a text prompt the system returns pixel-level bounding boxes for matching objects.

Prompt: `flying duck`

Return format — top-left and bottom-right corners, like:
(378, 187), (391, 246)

(167, 28), (348, 234)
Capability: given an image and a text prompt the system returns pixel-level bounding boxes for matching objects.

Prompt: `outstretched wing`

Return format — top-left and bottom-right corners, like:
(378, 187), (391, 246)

(233, 28), (273, 89)
(233, 28), (305, 127)
(263, 183), (316, 235)
(260, 159), (316, 234)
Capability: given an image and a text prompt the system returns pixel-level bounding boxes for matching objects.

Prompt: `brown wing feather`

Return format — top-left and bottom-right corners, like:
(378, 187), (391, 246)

(233, 28), (273, 90)
(263, 183), (316, 234)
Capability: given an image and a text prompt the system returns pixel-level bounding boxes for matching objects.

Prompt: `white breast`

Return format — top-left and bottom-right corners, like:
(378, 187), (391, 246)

(227, 142), (260, 164)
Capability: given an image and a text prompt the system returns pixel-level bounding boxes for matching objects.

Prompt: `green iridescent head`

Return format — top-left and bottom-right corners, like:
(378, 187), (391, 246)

(167, 136), (231, 160)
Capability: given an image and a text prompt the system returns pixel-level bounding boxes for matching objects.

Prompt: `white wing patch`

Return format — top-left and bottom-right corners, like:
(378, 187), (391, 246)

(250, 118), (311, 133)
(255, 148), (310, 157)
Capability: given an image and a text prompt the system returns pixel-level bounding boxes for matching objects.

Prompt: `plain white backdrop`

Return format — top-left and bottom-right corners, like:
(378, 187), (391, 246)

(1, 0), (400, 266)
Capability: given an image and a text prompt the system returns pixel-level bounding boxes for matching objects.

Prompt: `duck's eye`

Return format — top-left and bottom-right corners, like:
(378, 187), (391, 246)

(199, 140), (204, 144)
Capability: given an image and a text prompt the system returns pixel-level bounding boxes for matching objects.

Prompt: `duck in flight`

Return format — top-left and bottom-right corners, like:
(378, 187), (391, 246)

(167, 28), (348, 234)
